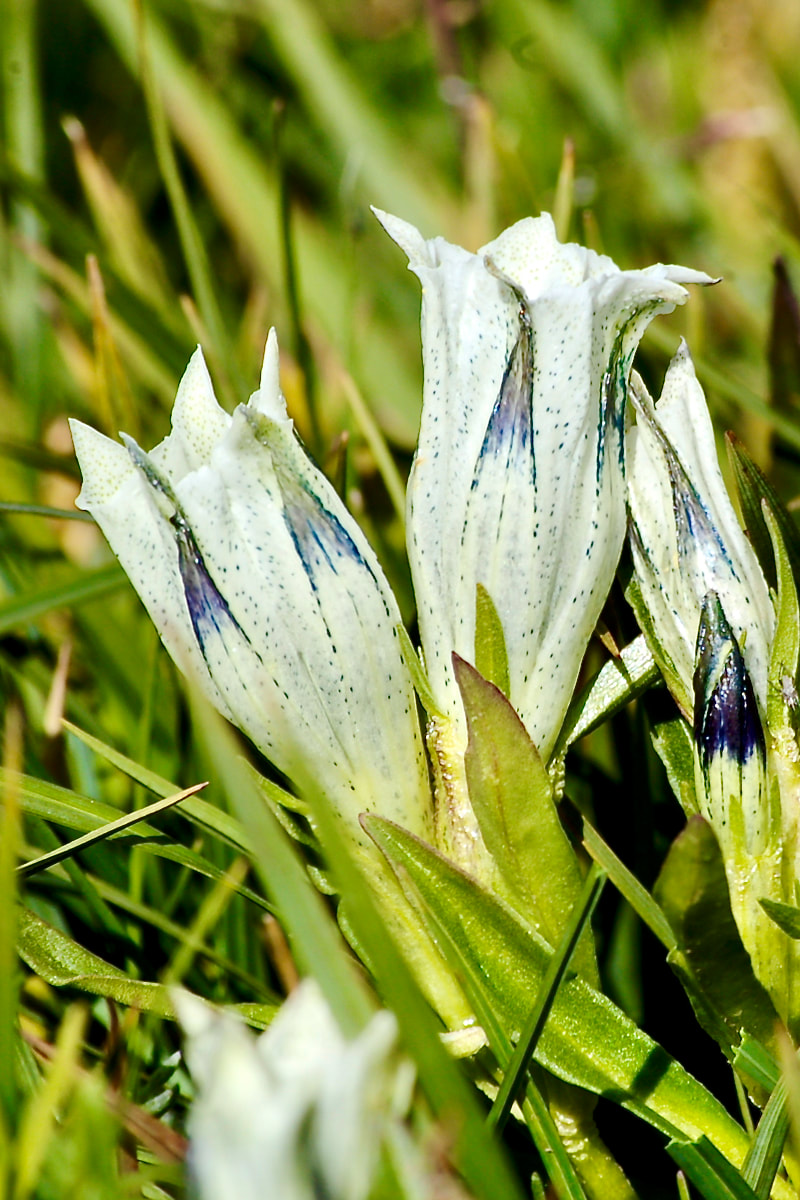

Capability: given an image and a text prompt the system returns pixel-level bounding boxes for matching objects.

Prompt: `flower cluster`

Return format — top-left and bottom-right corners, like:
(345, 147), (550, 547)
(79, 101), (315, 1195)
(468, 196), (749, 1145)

(72, 209), (800, 1169)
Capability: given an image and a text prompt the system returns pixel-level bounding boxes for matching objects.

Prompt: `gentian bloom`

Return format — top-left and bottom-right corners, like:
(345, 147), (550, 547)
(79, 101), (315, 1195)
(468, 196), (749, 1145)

(176, 981), (398, 1200)
(624, 346), (800, 1027)
(378, 211), (713, 765)
(70, 332), (432, 851)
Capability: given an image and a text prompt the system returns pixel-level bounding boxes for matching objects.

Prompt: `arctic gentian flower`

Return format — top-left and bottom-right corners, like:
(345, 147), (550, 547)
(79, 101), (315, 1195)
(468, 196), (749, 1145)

(70, 332), (431, 850)
(626, 342), (774, 717)
(624, 348), (800, 1024)
(377, 210), (713, 766)
(176, 981), (398, 1200)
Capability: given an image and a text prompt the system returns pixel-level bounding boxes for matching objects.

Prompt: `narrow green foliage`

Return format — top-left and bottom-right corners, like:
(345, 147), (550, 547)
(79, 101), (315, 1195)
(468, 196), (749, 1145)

(579, 813), (676, 951)
(17, 781), (205, 878)
(667, 1137), (760, 1200)
(0, 745), (20, 1137)
(651, 714), (701, 818)
(474, 584), (511, 697)
(17, 906), (179, 1018)
(741, 1077), (790, 1200)
(188, 696), (373, 1037)
(734, 1039), (781, 1094)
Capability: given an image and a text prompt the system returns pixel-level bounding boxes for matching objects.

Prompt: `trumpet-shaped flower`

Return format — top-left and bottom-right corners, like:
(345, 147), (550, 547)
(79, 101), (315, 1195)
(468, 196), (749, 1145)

(70, 333), (431, 849)
(176, 981), (398, 1200)
(626, 342), (774, 717)
(377, 210), (713, 764)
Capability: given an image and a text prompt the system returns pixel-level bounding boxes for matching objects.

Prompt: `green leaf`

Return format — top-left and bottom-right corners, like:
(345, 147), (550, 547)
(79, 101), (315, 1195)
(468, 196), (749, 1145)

(654, 817), (782, 1059)
(488, 865), (607, 1136)
(18, 905), (277, 1028)
(474, 584), (511, 698)
(364, 815), (752, 1165)
(455, 657), (590, 974)
(61, 722), (252, 850)
(191, 699), (528, 1200)
(17, 905), (177, 1018)
(396, 623), (444, 718)
(577, 811), (676, 952)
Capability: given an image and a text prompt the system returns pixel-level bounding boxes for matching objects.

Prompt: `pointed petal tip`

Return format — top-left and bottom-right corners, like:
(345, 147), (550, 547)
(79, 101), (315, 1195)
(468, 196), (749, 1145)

(371, 207), (428, 265)
(260, 327), (280, 395)
(248, 327), (288, 422)
(70, 419), (133, 510)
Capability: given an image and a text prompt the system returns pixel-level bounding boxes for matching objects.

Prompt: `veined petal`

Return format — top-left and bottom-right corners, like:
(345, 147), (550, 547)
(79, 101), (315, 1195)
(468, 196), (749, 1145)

(71, 333), (431, 847)
(627, 343), (774, 714)
(378, 209), (713, 761)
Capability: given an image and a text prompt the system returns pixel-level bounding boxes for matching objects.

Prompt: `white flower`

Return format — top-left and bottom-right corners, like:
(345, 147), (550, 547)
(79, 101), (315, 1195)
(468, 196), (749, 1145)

(377, 210), (713, 761)
(626, 341), (774, 717)
(176, 981), (398, 1200)
(70, 332), (431, 848)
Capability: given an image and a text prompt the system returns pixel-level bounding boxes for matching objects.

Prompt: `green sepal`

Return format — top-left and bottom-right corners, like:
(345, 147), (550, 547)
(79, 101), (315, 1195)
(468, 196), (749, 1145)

(726, 431), (800, 596)
(554, 633), (660, 761)
(763, 503), (800, 734)
(454, 656), (593, 978)
(625, 573), (692, 718)
(396, 622), (444, 718)
(654, 817), (782, 1060)
(759, 898), (800, 940)
(474, 582), (511, 698)
(364, 814), (753, 1163)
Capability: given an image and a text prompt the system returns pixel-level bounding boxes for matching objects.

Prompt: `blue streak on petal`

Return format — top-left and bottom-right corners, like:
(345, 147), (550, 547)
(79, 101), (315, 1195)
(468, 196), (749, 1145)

(635, 389), (736, 583)
(175, 515), (251, 657)
(122, 434), (254, 670)
(694, 591), (765, 772)
(471, 303), (535, 493)
(280, 473), (376, 596)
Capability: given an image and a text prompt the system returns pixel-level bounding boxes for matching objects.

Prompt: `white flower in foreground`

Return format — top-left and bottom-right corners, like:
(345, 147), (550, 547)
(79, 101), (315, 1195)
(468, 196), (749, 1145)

(626, 342), (774, 717)
(176, 981), (398, 1200)
(377, 209), (713, 762)
(70, 333), (431, 849)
